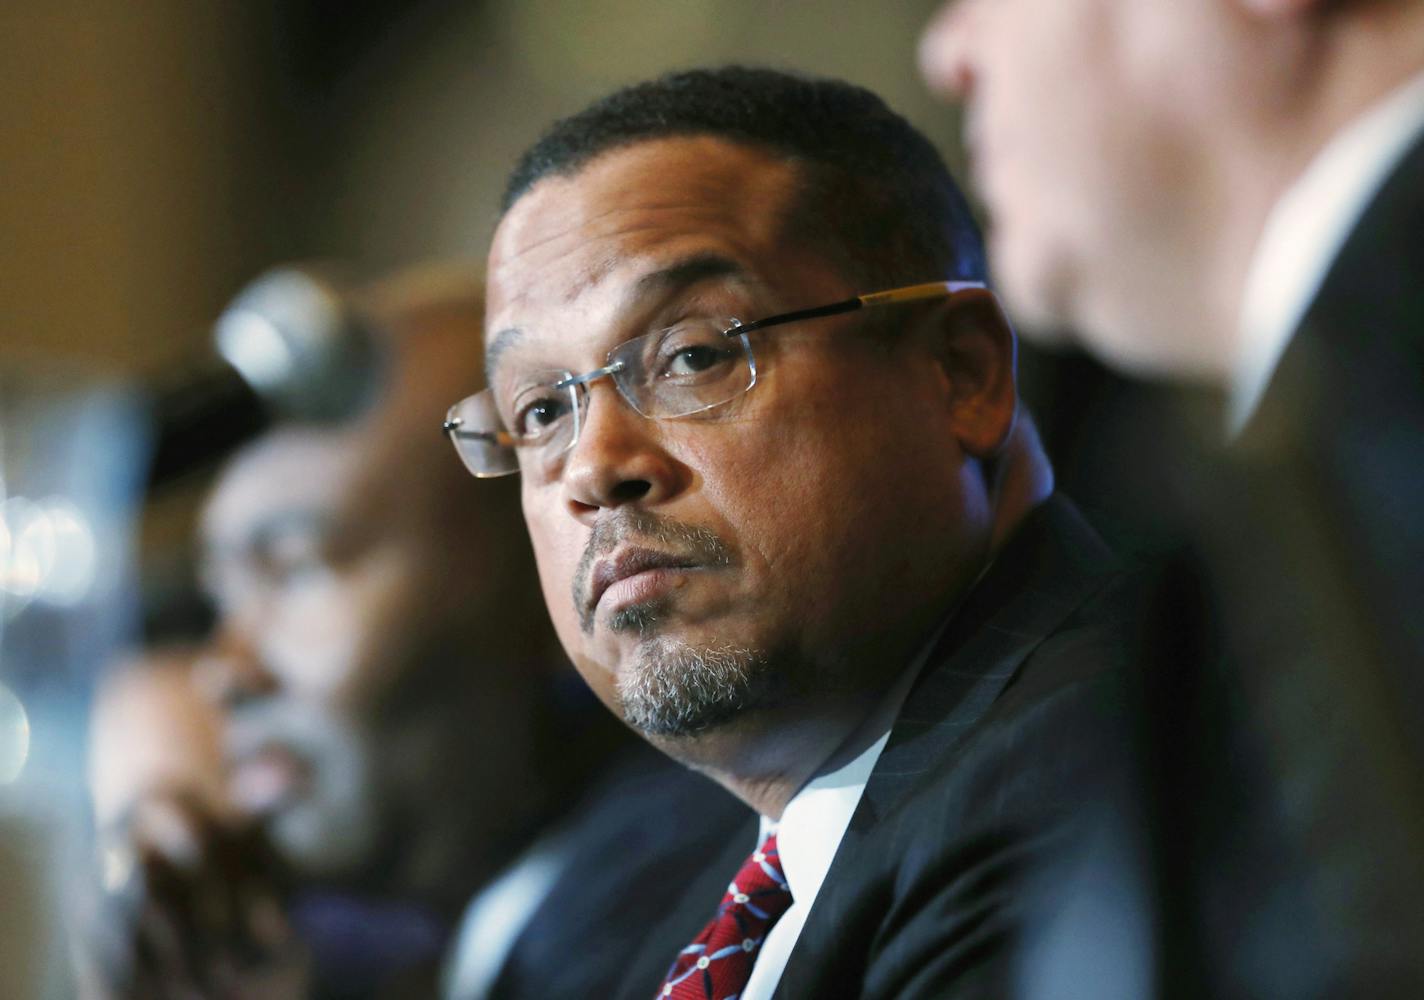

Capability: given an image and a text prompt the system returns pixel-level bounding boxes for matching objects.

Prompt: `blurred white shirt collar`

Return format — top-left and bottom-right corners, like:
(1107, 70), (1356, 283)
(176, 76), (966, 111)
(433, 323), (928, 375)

(1232, 69), (1424, 436)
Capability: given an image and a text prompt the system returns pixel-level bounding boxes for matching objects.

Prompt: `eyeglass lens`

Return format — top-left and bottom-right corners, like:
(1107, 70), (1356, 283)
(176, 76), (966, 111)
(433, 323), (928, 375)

(448, 319), (754, 477)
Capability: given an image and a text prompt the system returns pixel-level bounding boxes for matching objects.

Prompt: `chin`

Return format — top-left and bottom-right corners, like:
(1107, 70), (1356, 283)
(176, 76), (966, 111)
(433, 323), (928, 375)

(613, 633), (773, 739)
(990, 229), (1093, 350)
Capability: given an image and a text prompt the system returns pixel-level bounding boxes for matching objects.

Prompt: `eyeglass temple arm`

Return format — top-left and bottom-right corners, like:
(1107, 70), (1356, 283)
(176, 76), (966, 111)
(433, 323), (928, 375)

(728, 281), (981, 336)
(442, 418), (515, 447)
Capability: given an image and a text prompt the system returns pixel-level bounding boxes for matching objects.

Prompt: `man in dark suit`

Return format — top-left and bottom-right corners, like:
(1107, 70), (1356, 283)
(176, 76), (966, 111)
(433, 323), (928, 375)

(922, 0), (1424, 992)
(446, 67), (1147, 997)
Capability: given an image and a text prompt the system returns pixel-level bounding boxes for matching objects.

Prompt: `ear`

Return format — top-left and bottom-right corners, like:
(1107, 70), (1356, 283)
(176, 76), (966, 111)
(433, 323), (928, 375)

(923, 288), (1018, 459)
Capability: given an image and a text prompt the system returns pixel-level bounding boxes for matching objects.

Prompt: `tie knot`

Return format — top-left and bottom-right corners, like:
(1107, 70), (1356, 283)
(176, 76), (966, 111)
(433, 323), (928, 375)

(722, 833), (790, 919)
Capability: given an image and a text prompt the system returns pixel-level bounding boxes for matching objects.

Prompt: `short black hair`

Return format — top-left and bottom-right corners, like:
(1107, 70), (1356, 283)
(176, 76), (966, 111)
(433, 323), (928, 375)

(501, 65), (986, 289)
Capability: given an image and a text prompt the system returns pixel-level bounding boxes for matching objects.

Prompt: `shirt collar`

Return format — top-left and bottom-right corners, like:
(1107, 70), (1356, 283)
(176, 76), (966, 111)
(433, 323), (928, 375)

(1232, 68), (1424, 436)
(758, 727), (889, 912)
(758, 617), (949, 907)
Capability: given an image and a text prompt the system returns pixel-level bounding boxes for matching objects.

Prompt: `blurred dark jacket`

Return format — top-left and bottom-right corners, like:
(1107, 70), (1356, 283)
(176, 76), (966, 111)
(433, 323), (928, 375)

(1144, 129), (1424, 998)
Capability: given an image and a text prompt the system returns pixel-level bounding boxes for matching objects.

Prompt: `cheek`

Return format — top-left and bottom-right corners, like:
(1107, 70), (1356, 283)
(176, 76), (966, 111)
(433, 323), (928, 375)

(533, 532), (581, 646)
(693, 388), (937, 619)
(976, 3), (1170, 327)
(260, 579), (364, 698)
(522, 487), (592, 666)
(262, 558), (418, 707)
(981, 1), (1132, 194)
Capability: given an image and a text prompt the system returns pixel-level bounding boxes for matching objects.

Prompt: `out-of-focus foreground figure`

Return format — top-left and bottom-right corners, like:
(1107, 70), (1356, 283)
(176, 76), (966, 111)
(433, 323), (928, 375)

(923, 1), (1424, 995)
(82, 264), (747, 1000)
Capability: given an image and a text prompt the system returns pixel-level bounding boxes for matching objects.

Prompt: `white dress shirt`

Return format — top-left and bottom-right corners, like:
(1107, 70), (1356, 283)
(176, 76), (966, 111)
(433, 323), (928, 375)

(1232, 69), (1424, 435)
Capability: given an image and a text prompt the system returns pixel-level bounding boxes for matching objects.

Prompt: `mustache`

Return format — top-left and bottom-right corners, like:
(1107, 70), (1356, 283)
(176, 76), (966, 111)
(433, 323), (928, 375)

(572, 509), (735, 633)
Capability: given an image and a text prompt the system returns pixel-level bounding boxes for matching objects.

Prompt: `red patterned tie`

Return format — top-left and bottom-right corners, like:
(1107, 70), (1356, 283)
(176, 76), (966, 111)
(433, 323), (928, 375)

(654, 832), (793, 1000)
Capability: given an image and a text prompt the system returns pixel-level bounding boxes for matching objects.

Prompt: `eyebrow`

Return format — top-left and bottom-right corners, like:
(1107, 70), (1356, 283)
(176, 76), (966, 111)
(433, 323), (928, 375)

(484, 252), (748, 383)
(633, 252), (745, 299)
(250, 510), (328, 550)
(485, 327), (521, 384)
(207, 509), (327, 563)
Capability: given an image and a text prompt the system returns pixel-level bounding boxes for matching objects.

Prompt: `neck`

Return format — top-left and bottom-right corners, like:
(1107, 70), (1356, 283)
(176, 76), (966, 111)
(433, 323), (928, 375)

(653, 686), (901, 821)
(652, 554), (993, 819)
(1091, 6), (1424, 386)
(1206, 6), (1424, 380)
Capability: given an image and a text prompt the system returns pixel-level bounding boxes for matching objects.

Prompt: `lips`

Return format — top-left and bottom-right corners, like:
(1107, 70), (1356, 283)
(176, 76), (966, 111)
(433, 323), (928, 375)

(585, 546), (698, 621)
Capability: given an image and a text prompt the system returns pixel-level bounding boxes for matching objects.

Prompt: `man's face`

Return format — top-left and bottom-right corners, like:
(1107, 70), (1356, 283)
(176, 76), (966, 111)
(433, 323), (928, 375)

(487, 137), (994, 740)
(198, 430), (452, 875)
(920, 0), (1241, 376)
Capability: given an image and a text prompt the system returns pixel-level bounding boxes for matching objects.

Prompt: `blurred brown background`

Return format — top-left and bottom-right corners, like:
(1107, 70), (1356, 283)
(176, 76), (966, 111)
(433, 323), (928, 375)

(1, 1), (961, 377)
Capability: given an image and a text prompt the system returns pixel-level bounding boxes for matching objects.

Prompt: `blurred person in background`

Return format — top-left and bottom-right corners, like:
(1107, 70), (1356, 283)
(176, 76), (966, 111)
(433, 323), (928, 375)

(81, 646), (304, 999)
(922, 0), (1424, 994)
(83, 264), (747, 1000)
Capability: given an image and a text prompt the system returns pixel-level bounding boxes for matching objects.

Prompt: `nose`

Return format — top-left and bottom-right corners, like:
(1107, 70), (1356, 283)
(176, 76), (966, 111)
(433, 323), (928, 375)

(193, 619), (278, 709)
(919, 0), (979, 101)
(560, 380), (688, 523)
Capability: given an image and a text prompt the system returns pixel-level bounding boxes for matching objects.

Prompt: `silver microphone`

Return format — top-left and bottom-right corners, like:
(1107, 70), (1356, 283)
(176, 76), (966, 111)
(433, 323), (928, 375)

(146, 265), (383, 488)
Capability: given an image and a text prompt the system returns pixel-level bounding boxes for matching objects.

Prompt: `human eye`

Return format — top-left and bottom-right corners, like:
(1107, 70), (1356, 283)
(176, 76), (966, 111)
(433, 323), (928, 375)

(510, 385), (574, 441)
(652, 321), (741, 381)
(250, 526), (329, 592)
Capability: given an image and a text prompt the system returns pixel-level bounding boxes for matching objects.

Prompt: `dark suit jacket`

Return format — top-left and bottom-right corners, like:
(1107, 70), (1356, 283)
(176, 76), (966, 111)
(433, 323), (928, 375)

(1231, 124), (1424, 766)
(1156, 128), (1424, 996)
(614, 493), (1143, 999)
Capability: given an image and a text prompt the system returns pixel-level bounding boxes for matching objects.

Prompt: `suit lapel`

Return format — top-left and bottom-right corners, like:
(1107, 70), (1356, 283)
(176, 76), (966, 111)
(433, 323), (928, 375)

(612, 812), (761, 1000)
(774, 494), (1120, 997)
(1240, 129), (1424, 457)
(854, 494), (1119, 829)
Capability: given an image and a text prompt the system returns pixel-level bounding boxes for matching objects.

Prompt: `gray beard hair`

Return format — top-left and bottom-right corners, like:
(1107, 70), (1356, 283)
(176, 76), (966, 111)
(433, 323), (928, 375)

(616, 634), (770, 737)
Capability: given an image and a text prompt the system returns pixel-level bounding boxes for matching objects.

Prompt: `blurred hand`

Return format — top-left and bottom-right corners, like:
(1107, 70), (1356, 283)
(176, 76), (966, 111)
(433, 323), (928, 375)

(76, 790), (310, 1000)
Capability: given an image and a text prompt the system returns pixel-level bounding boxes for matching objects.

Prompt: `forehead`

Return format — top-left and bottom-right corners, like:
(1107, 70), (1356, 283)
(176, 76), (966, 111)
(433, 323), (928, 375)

(486, 137), (809, 354)
(201, 430), (360, 553)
